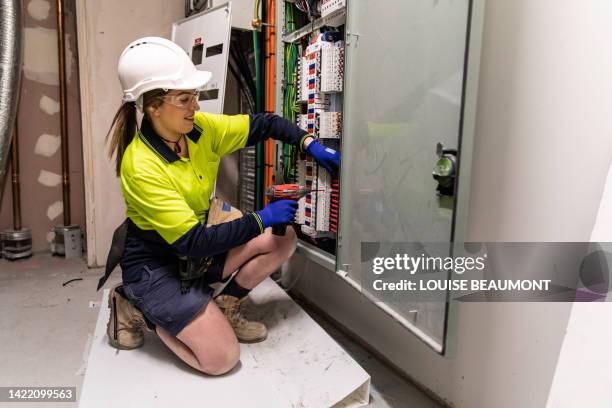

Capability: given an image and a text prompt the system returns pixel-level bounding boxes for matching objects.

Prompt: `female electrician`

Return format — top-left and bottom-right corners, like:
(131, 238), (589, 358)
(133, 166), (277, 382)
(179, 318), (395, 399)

(100, 37), (339, 375)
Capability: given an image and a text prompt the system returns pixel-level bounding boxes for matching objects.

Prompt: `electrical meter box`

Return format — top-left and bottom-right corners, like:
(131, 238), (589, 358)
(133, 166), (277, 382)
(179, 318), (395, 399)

(172, 3), (233, 114)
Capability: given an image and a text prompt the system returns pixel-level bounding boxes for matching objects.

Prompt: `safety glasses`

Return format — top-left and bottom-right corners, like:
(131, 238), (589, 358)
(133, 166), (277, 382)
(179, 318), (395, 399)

(162, 91), (200, 108)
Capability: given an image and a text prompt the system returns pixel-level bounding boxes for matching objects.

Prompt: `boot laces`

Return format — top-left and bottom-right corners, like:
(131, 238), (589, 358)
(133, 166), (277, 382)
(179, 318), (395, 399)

(225, 301), (250, 327)
(130, 317), (146, 331)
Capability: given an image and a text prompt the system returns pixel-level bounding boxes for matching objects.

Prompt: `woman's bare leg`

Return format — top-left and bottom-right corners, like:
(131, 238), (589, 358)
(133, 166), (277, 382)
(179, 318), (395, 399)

(221, 226), (297, 289)
(155, 226), (296, 371)
(155, 327), (201, 371)
(156, 300), (239, 376)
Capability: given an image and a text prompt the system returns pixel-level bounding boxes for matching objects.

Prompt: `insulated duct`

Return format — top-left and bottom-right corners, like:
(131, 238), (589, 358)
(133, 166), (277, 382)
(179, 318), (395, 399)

(0, 0), (23, 207)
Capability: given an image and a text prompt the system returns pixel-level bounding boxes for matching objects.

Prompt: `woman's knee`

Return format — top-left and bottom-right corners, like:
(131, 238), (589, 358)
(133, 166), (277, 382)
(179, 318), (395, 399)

(282, 226), (297, 257)
(177, 302), (241, 376)
(255, 226), (297, 256)
(197, 339), (240, 376)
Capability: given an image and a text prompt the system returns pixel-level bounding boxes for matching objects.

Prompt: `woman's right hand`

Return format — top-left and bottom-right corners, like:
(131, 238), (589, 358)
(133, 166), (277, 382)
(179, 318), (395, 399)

(256, 200), (299, 228)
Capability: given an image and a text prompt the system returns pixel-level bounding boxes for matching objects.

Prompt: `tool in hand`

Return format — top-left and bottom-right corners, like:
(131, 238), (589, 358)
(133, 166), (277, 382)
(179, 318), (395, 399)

(265, 184), (319, 236)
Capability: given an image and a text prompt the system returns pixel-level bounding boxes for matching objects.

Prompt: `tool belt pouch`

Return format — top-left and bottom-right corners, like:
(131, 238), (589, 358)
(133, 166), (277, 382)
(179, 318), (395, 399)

(178, 198), (243, 294)
(178, 255), (213, 294)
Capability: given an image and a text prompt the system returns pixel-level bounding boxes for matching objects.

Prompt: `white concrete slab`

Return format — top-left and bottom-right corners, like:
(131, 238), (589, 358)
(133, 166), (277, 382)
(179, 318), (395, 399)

(80, 279), (370, 407)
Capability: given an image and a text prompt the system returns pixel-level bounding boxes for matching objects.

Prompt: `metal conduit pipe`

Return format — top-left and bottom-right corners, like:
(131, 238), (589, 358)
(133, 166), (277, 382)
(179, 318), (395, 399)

(51, 0), (82, 259)
(56, 0), (71, 226)
(0, 0), (23, 207)
(11, 123), (20, 231)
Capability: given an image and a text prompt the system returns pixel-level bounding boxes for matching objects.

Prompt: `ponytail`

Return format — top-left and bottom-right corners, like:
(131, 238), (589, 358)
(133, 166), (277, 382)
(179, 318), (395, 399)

(106, 102), (137, 177)
(106, 89), (169, 176)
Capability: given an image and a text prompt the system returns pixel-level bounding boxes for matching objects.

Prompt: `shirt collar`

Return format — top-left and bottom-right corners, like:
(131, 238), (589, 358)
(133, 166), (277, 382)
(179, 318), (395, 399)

(139, 117), (203, 163)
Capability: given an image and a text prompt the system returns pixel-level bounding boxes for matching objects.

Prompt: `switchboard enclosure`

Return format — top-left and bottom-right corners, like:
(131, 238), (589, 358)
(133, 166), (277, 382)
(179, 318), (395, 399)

(276, 0), (479, 353)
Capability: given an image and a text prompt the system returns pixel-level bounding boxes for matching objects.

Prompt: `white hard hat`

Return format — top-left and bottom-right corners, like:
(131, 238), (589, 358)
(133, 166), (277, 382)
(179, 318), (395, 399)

(118, 36), (212, 103)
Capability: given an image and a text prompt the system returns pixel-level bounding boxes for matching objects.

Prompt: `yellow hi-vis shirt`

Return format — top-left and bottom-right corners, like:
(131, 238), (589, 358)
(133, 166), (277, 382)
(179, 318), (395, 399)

(120, 112), (263, 244)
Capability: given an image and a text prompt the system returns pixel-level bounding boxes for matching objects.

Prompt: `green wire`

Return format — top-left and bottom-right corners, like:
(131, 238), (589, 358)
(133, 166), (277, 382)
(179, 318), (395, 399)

(254, 31), (260, 112)
(281, 2), (301, 183)
(253, 30), (262, 208)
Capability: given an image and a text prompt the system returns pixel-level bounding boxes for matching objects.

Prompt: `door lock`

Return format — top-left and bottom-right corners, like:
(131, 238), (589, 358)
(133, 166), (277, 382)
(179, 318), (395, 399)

(432, 142), (457, 197)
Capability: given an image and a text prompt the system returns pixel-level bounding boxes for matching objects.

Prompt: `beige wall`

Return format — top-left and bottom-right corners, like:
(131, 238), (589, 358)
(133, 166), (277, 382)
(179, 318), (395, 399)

(289, 1), (612, 407)
(0, 0), (86, 252)
(76, 0), (185, 266)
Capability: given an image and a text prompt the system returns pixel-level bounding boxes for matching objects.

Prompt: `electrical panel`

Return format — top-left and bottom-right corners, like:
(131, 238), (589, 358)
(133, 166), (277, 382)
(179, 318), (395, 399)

(278, 0), (346, 253)
(239, 147), (257, 212)
(320, 0), (346, 18)
(276, 0), (477, 352)
(172, 3), (233, 114)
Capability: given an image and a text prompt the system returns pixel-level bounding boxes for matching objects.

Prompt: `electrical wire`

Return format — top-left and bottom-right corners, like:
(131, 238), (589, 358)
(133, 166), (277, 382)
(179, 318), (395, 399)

(253, 29), (262, 207)
(265, 0), (275, 195)
(294, 0), (308, 15)
(253, 0), (261, 23)
(231, 38), (257, 100)
(228, 56), (255, 112)
(258, 0), (268, 208)
(281, 2), (299, 183)
(229, 46), (255, 103)
(252, 0), (263, 207)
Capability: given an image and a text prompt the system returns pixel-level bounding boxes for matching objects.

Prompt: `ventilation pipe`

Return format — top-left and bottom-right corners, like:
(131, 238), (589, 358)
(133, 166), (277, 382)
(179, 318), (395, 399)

(1, 123), (33, 260)
(0, 0), (23, 206)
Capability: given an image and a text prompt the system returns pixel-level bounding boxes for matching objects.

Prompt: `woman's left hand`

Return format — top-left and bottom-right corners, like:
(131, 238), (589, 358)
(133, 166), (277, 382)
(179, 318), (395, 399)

(305, 139), (340, 173)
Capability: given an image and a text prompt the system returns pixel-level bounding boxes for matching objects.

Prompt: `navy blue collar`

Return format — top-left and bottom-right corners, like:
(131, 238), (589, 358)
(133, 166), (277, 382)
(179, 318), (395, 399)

(140, 117), (203, 163)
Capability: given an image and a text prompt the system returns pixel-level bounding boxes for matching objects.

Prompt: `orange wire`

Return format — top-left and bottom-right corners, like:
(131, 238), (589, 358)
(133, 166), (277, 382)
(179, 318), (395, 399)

(270, 0), (276, 188)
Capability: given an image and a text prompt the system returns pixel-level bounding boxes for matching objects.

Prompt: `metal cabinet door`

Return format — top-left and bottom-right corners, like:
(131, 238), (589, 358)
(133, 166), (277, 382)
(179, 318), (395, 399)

(172, 3), (232, 114)
(337, 0), (473, 350)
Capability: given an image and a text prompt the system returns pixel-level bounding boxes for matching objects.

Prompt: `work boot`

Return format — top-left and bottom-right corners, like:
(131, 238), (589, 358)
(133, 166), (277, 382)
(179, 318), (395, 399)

(106, 284), (148, 350)
(215, 295), (268, 343)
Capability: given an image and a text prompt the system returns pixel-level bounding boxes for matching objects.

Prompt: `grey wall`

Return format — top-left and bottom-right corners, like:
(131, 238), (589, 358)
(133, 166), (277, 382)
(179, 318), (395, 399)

(288, 0), (612, 407)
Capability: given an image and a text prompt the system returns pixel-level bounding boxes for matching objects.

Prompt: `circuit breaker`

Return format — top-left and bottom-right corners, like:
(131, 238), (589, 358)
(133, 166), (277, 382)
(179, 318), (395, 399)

(276, 0), (347, 253)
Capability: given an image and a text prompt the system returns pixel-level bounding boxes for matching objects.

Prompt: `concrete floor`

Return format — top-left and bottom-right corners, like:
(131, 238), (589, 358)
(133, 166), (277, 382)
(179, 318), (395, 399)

(0, 254), (441, 408)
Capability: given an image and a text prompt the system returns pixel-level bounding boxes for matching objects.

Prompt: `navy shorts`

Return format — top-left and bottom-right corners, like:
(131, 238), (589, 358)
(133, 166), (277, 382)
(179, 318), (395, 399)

(121, 252), (228, 337)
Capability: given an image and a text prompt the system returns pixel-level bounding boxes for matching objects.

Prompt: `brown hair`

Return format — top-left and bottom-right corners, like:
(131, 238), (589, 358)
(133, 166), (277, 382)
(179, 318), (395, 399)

(106, 89), (169, 176)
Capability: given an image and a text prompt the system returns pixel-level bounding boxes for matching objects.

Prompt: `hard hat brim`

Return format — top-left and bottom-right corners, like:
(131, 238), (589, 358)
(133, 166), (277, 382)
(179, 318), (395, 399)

(176, 70), (212, 91)
(121, 70), (212, 102)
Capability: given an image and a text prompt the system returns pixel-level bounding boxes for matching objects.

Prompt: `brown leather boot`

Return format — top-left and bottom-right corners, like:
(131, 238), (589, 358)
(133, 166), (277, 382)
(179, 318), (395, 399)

(215, 295), (267, 343)
(106, 284), (148, 350)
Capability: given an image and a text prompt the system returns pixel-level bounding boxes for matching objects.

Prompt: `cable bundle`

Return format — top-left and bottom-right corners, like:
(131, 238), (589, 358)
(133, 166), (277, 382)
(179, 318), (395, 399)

(281, 2), (300, 183)
(294, 0), (319, 20)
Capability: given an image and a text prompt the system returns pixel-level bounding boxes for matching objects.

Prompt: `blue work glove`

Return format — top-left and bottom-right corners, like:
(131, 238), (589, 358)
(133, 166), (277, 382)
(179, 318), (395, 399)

(256, 200), (299, 228)
(306, 139), (340, 172)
